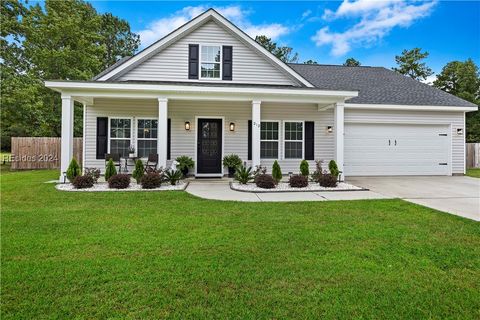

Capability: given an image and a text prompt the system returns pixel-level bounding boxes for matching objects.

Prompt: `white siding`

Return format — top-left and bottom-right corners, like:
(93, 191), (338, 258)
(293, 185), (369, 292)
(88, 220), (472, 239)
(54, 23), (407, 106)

(117, 20), (299, 86)
(344, 109), (465, 174)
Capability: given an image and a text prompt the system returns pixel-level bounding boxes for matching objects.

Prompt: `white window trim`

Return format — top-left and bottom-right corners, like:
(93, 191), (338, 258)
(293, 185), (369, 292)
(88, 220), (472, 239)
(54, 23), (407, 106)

(107, 116), (133, 156)
(260, 120), (280, 160)
(199, 44), (222, 80)
(136, 118), (158, 159)
(283, 120), (305, 160)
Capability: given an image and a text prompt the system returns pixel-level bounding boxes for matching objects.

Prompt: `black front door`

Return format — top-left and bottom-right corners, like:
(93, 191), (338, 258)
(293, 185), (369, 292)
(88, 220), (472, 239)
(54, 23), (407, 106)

(197, 119), (222, 174)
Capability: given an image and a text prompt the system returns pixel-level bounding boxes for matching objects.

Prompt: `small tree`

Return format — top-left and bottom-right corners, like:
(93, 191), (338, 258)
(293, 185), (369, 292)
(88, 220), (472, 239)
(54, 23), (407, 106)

(66, 158), (81, 182)
(328, 160), (340, 178)
(300, 160), (309, 176)
(105, 158), (117, 181)
(392, 48), (433, 81)
(132, 159), (144, 183)
(272, 160), (282, 184)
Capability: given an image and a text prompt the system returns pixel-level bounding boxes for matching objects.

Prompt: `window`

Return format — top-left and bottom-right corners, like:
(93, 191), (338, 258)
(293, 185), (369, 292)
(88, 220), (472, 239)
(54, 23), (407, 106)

(260, 121), (279, 159)
(284, 122), (303, 159)
(110, 118), (131, 157)
(137, 119), (158, 158)
(200, 45), (221, 79)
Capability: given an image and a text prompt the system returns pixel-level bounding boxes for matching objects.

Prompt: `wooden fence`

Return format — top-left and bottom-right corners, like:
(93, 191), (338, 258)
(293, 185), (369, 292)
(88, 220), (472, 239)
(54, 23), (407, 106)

(466, 143), (480, 168)
(11, 137), (83, 170)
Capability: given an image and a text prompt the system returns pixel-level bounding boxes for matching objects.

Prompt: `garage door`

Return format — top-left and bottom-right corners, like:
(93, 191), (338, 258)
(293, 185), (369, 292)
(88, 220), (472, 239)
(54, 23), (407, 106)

(344, 123), (450, 176)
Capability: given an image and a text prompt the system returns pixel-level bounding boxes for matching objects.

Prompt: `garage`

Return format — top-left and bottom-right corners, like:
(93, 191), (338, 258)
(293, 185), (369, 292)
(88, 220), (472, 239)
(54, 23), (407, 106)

(344, 123), (451, 176)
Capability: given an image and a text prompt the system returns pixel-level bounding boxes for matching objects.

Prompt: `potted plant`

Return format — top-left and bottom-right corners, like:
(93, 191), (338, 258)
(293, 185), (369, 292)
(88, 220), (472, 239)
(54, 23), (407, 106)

(222, 154), (242, 177)
(175, 155), (194, 177)
(128, 145), (135, 158)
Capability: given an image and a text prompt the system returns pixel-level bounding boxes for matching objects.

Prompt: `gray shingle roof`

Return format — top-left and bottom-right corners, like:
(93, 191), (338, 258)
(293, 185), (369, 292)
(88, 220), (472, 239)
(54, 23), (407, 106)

(289, 63), (477, 107)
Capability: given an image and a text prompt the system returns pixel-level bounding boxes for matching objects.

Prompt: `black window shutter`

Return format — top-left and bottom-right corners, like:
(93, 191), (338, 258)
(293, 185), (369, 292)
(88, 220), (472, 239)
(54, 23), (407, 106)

(222, 46), (233, 80)
(188, 44), (199, 79)
(248, 120), (252, 160)
(167, 118), (171, 160)
(305, 121), (315, 160)
(96, 117), (108, 159)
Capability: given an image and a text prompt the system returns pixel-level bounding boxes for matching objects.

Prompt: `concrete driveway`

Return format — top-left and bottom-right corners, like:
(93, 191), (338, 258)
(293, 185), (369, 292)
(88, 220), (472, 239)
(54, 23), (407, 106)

(347, 176), (480, 221)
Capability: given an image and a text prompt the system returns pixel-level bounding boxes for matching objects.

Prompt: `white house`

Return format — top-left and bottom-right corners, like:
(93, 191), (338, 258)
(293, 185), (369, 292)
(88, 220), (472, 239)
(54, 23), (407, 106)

(46, 9), (478, 180)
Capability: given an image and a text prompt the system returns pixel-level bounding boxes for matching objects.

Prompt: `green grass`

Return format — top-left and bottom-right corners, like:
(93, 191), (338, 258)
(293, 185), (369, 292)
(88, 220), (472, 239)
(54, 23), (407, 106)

(2, 170), (479, 319)
(466, 168), (480, 178)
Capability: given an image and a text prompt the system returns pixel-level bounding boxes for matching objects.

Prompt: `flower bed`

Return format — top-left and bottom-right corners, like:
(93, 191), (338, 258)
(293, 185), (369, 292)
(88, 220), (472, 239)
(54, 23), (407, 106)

(231, 181), (365, 193)
(56, 181), (188, 192)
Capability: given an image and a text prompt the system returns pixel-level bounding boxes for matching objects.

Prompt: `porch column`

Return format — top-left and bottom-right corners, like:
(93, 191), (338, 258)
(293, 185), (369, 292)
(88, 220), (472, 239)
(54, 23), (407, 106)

(334, 102), (345, 176)
(59, 95), (74, 181)
(251, 100), (261, 167)
(157, 97), (168, 168)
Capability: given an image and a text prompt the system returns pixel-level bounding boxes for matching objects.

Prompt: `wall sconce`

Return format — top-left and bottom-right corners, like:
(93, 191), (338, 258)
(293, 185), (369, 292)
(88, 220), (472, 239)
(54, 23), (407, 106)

(229, 122), (235, 131)
(327, 126), (333, 133)
(457, 128), (463, 135)
(185, 121), (190, 131)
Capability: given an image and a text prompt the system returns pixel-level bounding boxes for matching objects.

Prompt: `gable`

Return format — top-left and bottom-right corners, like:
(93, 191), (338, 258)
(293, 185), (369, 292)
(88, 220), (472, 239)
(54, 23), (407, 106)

(115, 20), (301, 86)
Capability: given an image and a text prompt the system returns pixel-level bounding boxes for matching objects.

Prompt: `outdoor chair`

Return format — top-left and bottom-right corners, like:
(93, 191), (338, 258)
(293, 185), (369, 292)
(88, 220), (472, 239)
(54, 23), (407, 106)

(105, 153), (121, 173)
(144, 153), (159, 173)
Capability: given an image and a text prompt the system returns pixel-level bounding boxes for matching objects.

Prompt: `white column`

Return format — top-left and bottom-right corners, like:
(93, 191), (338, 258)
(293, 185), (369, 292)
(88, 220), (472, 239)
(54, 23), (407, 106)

(251, 100), (261, 168)
(334, 102), (345, 178)
(60, 95), (74, 181)
(157, 97), (168, 169)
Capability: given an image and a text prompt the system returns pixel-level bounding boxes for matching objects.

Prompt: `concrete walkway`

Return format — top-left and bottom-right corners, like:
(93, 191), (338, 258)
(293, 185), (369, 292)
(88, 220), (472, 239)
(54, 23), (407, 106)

(185, 180), (389, 202)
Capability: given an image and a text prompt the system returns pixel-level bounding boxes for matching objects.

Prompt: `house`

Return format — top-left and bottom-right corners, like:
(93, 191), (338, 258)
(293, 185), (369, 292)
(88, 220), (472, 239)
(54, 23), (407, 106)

(45, 9), (478, 181)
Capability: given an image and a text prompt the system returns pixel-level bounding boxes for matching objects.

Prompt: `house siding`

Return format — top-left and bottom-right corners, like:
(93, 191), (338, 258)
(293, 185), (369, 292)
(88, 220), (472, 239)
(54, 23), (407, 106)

(344, 108), (465, 174)
(117, 20), (299, 86)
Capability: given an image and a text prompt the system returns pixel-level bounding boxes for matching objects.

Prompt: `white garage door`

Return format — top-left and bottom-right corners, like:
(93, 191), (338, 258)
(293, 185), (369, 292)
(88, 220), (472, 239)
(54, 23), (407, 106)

(344, 123), (450, 176)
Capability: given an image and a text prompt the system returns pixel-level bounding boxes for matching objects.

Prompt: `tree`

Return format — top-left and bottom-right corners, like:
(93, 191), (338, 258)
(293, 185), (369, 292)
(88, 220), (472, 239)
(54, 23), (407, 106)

(434, 59), (480, 142)
(255, 35), (298, 63)
(392, 48), (433, 81)
(303, 60), (318, 65)
(343, 58), (361, 67)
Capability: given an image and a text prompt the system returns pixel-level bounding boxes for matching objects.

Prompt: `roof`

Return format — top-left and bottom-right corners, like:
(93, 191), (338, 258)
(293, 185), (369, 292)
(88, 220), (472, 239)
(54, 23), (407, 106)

(92, 56), (131, 80)
(289, 63), (477, 108)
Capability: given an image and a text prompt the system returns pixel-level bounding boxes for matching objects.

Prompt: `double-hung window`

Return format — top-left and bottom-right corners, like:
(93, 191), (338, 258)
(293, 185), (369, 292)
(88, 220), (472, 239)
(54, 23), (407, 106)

(137, 119), (158, 158)
(260, 121), (279, 159)
(109, 118), (131, 157)
(284, 121), (303, 159)
(200, 45), (221, 79)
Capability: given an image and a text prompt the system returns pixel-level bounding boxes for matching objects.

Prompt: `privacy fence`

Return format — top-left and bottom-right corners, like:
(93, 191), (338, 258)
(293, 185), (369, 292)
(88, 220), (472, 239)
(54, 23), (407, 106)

(466, 143), (480, 169)
(10, 137), (82, 170)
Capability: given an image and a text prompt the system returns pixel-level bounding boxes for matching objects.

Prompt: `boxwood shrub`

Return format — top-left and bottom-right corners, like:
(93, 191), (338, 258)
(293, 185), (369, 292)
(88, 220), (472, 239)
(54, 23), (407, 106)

(108, 174), (130, 189)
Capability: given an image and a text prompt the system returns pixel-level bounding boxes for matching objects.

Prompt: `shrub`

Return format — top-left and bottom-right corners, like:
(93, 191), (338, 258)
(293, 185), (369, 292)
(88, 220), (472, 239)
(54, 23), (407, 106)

(253, 165), (267, 176)
(300, 160), (309, 177)
(311, 160), (324, 183)
(72, 175), (94, 189)
(234, 165), (254, 184)
(105, 158), (117, 181)
(141, 172), (163, 189)
(255, 174), (276, 189)
(222, 154), (242, 168)
(175, 156), (194, 176)
(289, 174), (308, 188)
(132, 160), (144, 183)
(66, 158), (81, 182)
(165, 169), (182, 185)
(271, 160), (282, 184)
(108, 174), (130, 189)
(84, 167), (100, 183)
(329, 160), (340, 178)
(319, 173), (338, 188)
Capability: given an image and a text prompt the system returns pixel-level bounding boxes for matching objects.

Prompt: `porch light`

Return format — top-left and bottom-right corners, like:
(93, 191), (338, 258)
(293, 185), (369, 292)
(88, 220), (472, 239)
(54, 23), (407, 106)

(185, 121), (191, 131)
(229, 122), (235, 131)
(456, 128), (463, 135)
(327, 126), (333, 133)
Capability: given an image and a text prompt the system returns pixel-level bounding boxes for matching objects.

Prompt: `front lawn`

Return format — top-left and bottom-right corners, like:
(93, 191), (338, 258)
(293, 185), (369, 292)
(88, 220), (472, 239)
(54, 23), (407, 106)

(466, 168), (480, 178)
(2, 170), (479, 319)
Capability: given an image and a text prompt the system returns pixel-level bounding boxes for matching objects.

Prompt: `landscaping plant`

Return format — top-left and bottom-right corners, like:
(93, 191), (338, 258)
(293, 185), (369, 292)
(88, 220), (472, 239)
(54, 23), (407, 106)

(132, 160), (145, 183)
(329, 160), (340, 179)
(108, 174), (130, 189)
(105, 158), (117, 181)
(222, 154), (242, 177)
(84, 167), (100, 183)
(175, 156), (194, 177)
(255, 174), (276, 189)
(289, 174), (308, 188)
(141, 172), (163, 189)
(165, 169), (183, 185)
(253, 165), (267, 176)
(272, 160), (282, 184)
(319, 173), (337, 188)
(234, 165), (254, 184)
(311, 160), (324, 183)
(300, 160), (309, 177)
(66, 158), (81, 182)
(72, 175), (94, 189)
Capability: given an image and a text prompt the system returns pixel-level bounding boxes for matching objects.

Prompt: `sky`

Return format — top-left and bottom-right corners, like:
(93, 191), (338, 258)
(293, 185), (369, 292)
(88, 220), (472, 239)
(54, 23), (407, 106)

(86, 0), (480, 82)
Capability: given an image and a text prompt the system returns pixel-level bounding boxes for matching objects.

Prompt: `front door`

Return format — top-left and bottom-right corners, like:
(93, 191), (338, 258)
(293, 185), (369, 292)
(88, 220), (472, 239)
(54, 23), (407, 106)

(197, 119), (222, 174)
